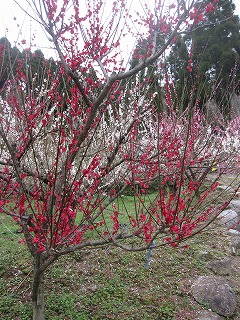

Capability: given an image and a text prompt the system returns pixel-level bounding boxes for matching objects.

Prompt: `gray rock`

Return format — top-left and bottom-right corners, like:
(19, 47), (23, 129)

(207, 258), (232, 275)
(198, 251), (212, 260)
(226, 229), (240, 236)
(218, 209), (239, 229)
(191, 276), (237, 317)
(229, 200), (240, 215)
(230, 237), (240, 256)
(196, 310), (224, 320)
(217, 185), (234, 192)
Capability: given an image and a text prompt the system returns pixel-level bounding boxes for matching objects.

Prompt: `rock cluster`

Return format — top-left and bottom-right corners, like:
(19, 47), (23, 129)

(192, 276), (237, 317)
(218, 200), (240, 255)
(191, 200), (240, 318)
(218, 200), (240, 234)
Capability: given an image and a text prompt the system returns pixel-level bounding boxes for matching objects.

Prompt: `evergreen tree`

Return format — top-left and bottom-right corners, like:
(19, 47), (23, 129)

(128, 37), (166, 114)
(167, 0), (240, 114)
(194, 0), (240, 107)
(0, 37), (60, 93)
(166, 35), (196, 112)
(0, 37), (22, 90)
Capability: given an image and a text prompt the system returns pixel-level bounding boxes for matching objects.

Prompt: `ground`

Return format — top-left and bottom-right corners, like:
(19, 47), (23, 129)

(1, 174), (240, 319)
(1, 219), (240, 319)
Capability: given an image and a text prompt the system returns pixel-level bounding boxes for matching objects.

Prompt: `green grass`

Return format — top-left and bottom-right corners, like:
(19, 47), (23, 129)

(0, 191), (238, 319)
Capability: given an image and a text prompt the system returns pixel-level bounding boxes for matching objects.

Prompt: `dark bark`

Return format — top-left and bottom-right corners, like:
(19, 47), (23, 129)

(32, 255), (45, 320)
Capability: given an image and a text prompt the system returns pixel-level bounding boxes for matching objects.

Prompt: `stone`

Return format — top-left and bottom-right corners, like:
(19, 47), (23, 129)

(226, 229), (240, 236)
(217, 185), (234, 192)
(198, 251), (212, 260)
(196, 310), (224, 320)
(218, 209), (239, 229)
(230, 237), (240, 256)
(207, 258), (232, 275)
(191, 276), (237, 317)
(229, 200), (240, 215)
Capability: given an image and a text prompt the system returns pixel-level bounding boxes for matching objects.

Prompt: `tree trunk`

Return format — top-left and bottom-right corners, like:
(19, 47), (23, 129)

(32, 255), (45, 320)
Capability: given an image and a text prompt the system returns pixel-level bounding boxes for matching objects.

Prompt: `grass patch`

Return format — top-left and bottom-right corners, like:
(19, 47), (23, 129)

(0, 189), (238, 319)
